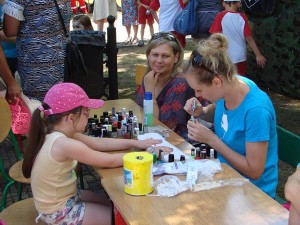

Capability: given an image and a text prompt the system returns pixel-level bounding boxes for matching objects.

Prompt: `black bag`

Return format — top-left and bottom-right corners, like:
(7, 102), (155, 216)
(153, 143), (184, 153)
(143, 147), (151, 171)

(53, 0), (87, 81)
(54, 0), (106, 98)
(192, 0), (222, 39)
(173, 0), (199, 35)
(241, 0), (276, 17)
(64, 41), (88, 82)
(67, 30), (106, 99)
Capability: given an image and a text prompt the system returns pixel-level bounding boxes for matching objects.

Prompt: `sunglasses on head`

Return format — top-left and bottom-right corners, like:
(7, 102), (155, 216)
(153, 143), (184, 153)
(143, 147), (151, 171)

(151, 32), (178, 44)
(191, 50), (219, 75)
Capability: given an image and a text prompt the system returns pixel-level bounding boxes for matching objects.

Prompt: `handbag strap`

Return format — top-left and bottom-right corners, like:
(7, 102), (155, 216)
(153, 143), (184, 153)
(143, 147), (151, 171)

(53, 0), (69, 37)
(53, 1), (88, 76)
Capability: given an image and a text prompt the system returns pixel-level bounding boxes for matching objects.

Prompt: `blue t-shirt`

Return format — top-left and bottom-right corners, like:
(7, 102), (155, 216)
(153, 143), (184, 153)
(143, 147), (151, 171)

(0, 5), (17, 58)
(214, 76), (278, 198)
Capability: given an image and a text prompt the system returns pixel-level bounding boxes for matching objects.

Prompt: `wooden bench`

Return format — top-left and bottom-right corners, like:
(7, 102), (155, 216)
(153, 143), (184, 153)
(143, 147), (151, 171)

(275, 125), (300, 204)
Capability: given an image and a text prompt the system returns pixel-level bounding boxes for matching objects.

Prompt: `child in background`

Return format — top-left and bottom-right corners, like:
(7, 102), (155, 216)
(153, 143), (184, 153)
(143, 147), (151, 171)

(70, 0), (87, 14)
(22, 82), (163, 225)
(72, 14), (94, 30)
(137, 0), (155, 47)
(209, 0), (266, 76)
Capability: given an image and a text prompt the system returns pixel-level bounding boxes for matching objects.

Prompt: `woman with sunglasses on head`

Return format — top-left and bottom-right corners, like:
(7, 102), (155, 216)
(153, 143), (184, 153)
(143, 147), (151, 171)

(137, 32), (209, 140)
(183, 33), (278, 198)
(22, 82), (163, 225)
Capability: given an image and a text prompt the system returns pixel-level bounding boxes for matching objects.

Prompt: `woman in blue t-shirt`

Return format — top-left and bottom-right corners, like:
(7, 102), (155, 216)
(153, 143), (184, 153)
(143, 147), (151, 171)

(183, 33), (278, 198)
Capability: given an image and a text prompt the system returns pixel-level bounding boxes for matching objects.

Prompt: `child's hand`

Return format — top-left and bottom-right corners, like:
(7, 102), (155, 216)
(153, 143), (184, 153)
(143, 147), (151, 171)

(137, 138), (162, 149)
(256, 55), (266, 68)
(146, 145), (173, 156)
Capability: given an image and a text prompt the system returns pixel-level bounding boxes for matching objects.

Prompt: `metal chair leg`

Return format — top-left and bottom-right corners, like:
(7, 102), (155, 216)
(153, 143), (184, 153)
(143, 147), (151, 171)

(79, 164), (85, 190)
(0, 180), (15, 212)
(17, 182), (23, 201)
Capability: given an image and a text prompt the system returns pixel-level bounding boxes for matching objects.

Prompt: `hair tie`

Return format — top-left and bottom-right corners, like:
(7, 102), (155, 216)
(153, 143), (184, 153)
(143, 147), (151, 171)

(38, 105), (45, 118)
(38, 105), (53, 117)
(38, 105), (44, 112)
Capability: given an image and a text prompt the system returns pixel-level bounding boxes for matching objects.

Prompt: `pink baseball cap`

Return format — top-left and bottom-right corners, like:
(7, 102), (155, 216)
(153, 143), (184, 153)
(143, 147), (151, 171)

(40, 83), (104, 116)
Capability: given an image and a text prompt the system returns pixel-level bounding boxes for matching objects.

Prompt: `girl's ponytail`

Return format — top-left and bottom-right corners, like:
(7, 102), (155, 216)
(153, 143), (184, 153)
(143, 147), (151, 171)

(22, 105), (47, 178)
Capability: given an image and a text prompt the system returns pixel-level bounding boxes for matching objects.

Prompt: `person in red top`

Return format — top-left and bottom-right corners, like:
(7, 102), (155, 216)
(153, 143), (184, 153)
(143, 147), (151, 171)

(137, 0), (155, 47)
(70, 0), (87, 14)
(149, 0), (188, 48)
(209, 0), (266, 76)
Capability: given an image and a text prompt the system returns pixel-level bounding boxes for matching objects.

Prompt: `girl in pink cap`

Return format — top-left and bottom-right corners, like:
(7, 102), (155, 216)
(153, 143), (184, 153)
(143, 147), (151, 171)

(22, 83), (164, 225)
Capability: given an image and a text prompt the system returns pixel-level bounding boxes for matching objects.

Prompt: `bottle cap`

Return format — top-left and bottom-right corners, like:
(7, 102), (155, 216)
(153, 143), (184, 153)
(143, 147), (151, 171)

(180, 155), (185, 161)
(139, 123), (143, 131)
(103, 111), (108, 117)
(158, 149), (163, 161)
(168, 154), (174, 162)
(152, 152), (157, 164)
(88, 118), (95, 123)
(145, 92), (152, 100)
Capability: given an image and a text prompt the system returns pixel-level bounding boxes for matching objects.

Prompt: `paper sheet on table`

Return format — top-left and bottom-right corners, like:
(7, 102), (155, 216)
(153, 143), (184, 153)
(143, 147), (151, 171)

(138, 132), (191, 161)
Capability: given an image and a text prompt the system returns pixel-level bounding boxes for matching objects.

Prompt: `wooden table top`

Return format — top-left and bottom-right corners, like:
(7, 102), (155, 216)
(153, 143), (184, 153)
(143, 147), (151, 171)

(92, 99), (289, 225)
(101, 165), (288, 225)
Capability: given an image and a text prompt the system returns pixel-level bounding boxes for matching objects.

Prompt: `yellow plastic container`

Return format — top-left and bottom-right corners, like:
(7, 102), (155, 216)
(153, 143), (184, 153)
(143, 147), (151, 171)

(123, 152), (153, 195)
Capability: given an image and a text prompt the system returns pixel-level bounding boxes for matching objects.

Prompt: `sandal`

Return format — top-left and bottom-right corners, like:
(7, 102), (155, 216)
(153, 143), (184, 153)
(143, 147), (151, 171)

(131, 38), (139, 45)
(124, 37), (132, 45)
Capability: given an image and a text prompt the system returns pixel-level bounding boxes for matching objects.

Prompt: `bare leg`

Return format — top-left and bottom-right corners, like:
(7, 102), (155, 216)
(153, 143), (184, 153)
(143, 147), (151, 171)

(150, 10), (159, 24)
(82, 203), (111, 225)
(289, 203), (300, 225)
(132, 24), (139, 44)
(133, 24), (139, 40)
(140, 24), (146, 41)
(125, 25), (132, 43)
(96, 19), (105, 31)
(149, 23), (154, 37)
(81, 190), (112, 225)
(81, 190), (110, 205)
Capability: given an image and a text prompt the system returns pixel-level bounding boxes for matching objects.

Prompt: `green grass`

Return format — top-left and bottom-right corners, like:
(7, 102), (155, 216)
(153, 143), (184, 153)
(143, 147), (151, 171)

(116, 39), (196, 100)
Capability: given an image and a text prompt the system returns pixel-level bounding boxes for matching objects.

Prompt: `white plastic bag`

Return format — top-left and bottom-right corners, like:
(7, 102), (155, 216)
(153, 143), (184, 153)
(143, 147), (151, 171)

(150, 175), (190, 197)
(193, 178), (249, 192)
